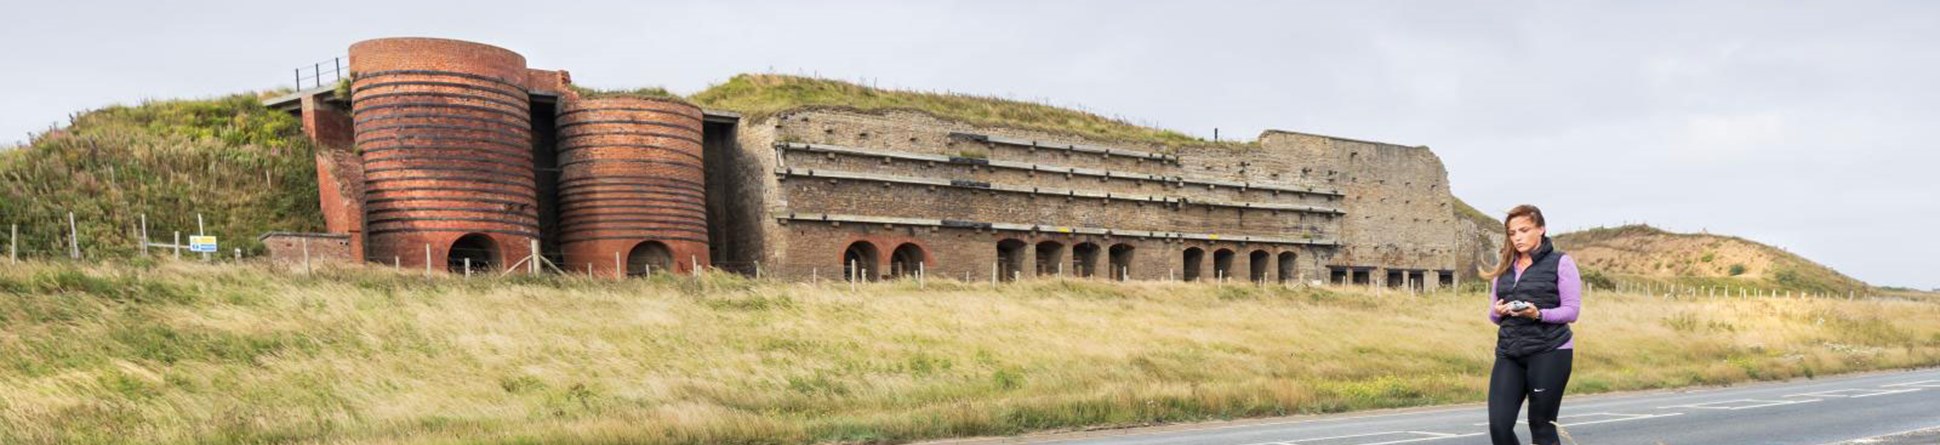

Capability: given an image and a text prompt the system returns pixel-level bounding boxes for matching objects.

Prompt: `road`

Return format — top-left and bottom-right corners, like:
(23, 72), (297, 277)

(945, 367), (1940, 445)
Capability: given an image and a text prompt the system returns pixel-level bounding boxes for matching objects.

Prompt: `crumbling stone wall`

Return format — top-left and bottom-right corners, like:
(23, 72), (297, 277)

(736, 109), (1358, 283)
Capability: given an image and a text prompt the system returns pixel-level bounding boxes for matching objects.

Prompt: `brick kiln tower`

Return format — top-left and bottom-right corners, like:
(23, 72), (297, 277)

(556, 97), (710, 276)
(348, 38), (542, 273)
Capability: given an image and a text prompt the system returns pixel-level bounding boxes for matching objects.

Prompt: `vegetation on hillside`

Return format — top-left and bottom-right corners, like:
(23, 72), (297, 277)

(0, 95), (322, 258)
(567, 84), (688, 102)
(1452, 197), (1502, 232)
(1555, 224), (1872, 295)
(688, 74), (1242, 149)
(1, 261), (1934, 444)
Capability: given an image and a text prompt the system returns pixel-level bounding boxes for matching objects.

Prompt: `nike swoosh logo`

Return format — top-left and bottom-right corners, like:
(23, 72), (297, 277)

(1533, 388), (1546, 392)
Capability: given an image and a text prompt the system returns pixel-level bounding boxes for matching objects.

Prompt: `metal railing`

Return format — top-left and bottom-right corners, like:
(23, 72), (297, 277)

(293, 57), (345, 91)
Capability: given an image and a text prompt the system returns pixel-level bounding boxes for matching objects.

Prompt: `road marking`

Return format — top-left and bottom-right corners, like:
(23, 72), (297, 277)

(1787, 388), (1922, 398)
(1659, 398), (1821, 410)
(1243, 430), (1485, 445)
(1881, 380), (1940, 389)
(1470, 411), (1685, 427)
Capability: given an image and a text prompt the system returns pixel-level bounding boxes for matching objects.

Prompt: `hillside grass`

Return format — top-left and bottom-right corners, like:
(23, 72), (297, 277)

(1, 260), (1936, 444)
(0, 94), (322, 259)
(1556, 224), (1872, 295)
(688, 74), (1244, 150)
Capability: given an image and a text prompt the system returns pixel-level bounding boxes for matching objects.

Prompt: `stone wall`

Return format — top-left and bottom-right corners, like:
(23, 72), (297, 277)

(1258, 131), (1459, 286)
(735, 108), (1429, 283)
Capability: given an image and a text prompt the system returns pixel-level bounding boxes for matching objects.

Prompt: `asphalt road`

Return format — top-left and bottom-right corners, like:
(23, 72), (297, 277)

(951, 367), (1940, 445)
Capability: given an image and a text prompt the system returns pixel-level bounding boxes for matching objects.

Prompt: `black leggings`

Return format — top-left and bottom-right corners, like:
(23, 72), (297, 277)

(1488, 348), (1573, 445)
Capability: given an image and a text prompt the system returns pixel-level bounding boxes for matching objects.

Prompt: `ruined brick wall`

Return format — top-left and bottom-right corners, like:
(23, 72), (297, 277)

(1259, 131), (1459, 286)
(741, 109), (1341, 283)
(348, 37), (538, 270)
(259, 233), (355, 265)
(302, 94), (365, 256)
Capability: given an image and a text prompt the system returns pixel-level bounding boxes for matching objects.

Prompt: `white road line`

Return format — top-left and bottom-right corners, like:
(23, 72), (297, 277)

(1659, 398), (1821, 410)
(1470, 411), (1684, 427)
(1881, 380), (1940, 388)
(1787, 388), (1922, 398)
(1242, 430), (1485, 445)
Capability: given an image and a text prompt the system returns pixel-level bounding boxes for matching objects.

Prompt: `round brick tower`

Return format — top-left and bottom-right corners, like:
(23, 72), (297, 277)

(349, 37), (538, 273)
(555, 96), (710, 277)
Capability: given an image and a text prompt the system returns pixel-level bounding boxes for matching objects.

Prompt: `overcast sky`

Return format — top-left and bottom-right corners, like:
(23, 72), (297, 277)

(2, 1), (1933, 288)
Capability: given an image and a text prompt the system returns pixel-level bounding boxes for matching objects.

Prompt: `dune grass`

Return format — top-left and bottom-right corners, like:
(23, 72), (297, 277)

(1, 260), (1936, 444)
(688, 74), (1240, 149)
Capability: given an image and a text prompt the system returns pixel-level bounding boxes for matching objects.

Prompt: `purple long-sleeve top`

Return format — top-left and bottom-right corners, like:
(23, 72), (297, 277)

(1488, 254), (1582, 349)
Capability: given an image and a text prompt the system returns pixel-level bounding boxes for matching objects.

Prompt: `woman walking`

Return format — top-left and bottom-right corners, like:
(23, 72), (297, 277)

(1486, 204), (1582, 445)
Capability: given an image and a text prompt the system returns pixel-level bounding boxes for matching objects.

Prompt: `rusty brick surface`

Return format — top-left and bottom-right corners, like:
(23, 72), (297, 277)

(556, 97), (710, 277)
(349, 37), (538, 271)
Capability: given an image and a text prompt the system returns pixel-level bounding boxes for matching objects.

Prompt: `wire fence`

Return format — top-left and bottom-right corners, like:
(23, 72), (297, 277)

(0, 213), (1888, 301)
(3, 211), (251, 264)
(293, 57), (345, 91)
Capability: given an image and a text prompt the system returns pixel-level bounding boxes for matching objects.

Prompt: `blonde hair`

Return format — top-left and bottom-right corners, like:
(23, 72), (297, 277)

(1482, 204), (1545, 279)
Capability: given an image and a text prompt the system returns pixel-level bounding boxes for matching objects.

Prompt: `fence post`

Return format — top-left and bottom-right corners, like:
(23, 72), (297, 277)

(233, 248), (240, 262)
(528, 239), (540, 275)
(917, 262), (925, 289)
(692, 255), (700, 277)
(67, 212), (79, 260)
(463, 258), (471, 278)
(173, 231), (182, 260)
(991, 262), (997, 286)
(139, 214), (148, 256)
(301, 237), (311, 275)
(196, 213), (208, 261)
(755, 260), (763, 280)
(615, 251), (623, 280)
(424, 244), (432, 277)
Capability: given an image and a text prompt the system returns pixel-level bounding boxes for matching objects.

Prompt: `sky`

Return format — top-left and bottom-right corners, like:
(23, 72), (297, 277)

(2, 1), (1934, 288)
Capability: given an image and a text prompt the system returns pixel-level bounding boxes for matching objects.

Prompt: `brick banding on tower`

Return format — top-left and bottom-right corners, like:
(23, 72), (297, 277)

(349, 37), (538, 272)
(556, 96), (710, 277)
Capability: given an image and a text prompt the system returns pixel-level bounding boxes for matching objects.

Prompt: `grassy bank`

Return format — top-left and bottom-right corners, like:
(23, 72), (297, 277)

(0, 261), (1936, 444)
(0, 94), (323, 259)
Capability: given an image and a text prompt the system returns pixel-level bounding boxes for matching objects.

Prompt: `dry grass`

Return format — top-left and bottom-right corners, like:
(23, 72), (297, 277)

(1556, 224), (1873, 295)
(1, 260), (1936, 444)
(688, 74), (1244, 150)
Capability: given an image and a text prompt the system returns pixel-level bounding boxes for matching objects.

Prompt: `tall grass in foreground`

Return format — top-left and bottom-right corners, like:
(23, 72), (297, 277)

(0, 261), (1935, 444)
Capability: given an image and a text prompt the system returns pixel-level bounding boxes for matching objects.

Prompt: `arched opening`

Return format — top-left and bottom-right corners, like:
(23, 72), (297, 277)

(842, 241), (879, 282)
(1212, 248), (1236, 282)
(1183, 247), (1205, 281)
(1071, 242), (1101, 278)
(1108, 244), (1134, 281)
(448, 233), (498, 274)
(627, 240), (673, 277)
(997, 239), (1028, 282)
(890, 243), (926, 279)
(1035, 241), (1065, 277)
(1277, 251), (1297, 283)
(1249, 250), (1270, 282)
